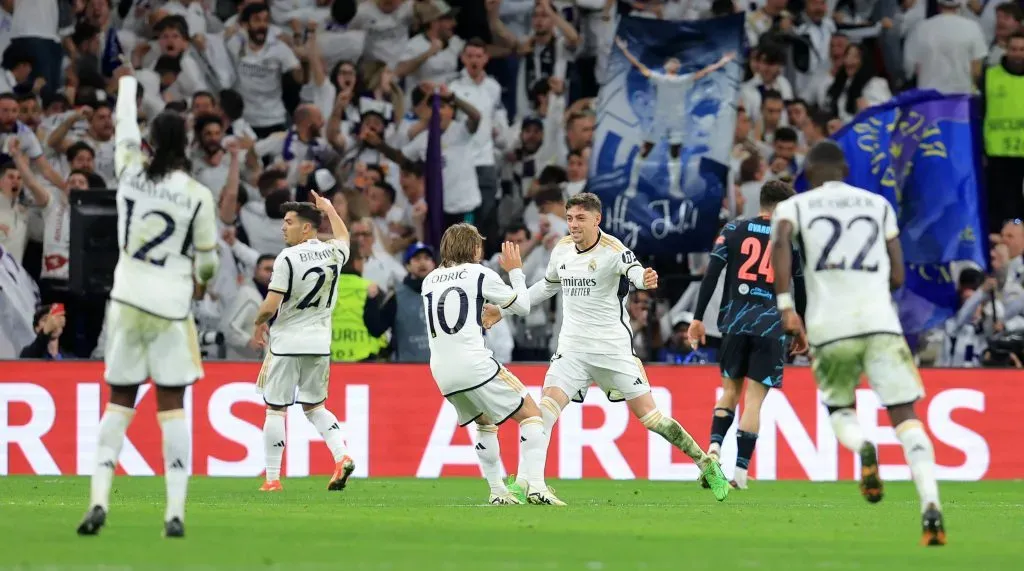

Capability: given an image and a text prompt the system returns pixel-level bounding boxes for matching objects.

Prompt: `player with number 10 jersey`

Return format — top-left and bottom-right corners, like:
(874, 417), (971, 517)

(422, 224), (563, 506)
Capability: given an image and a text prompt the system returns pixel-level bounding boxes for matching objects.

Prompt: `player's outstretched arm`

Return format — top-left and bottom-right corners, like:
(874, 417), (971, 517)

(192, 191), (220, 285)
(614, 36), (651, 77)
(694, 51), (736, 80)
(113, 59), (145, 179)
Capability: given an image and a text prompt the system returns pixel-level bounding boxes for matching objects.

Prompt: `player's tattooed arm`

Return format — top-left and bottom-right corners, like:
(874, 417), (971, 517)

(614, 37), (650, 77)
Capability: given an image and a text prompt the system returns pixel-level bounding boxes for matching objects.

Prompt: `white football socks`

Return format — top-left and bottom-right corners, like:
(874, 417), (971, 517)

(516, 396), (561, 490)
(474, 424), (506, 495)
(158, 409), (189, 523)
(828, 408), (866, 452)
(518, 417), (548, 493)
(263, 409), (286, 482)
(89, 403), (135, 511)
(896, 419), (941, 512)
(305, 405), (350, 463)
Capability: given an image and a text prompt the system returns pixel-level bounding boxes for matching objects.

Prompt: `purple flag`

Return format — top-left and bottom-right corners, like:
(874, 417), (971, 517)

(424, 92), (444, 249)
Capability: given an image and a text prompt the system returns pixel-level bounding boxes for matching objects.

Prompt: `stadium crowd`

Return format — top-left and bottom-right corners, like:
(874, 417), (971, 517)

(0, 0), (1022, 367)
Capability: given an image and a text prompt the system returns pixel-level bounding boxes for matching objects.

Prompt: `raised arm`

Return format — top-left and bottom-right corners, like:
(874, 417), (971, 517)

(614, 36), (650, 77)
(483, 243), (531, 317)
(114, 74), (146, 179)
(694, 52), (736, 81)
(9, 140), (51, 209)
(310, 190), (350, 243)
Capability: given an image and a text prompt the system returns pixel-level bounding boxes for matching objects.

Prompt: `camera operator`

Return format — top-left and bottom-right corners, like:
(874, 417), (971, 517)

(20, 304), (66, 360)
(933, 269), (1004, 367)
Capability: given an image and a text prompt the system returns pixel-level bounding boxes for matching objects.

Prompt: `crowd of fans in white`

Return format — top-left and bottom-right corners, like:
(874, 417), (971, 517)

(0, 0), (1021, 366)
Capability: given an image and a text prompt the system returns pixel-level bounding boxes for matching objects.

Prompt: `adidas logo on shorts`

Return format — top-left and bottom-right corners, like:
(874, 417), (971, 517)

(633, 378), (645, 386)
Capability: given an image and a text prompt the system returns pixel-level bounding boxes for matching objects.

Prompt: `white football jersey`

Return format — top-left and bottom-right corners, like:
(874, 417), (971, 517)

(267, 238), (350, 355)
(110, 77), (219, 321)
(422, 264), (528, 395)
(771, 181), (903, 346)
(538, 233), (647, 356)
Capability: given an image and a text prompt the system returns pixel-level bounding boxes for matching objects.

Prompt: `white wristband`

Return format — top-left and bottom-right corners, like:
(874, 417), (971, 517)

(777, 292), (795, 312)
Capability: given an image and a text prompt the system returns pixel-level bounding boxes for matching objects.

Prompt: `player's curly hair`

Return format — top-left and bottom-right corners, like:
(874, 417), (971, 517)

(760, 180), (795, 209)
(439, 223), (483, 267)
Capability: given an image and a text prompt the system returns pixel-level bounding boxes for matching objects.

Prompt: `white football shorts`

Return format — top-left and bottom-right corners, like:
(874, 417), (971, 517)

(810, 333), (925, 408)
(103, 301), (203, 387)
(447, 367), (529, 427)
(647, 122), (685, 146)
(257, 353), (331, 407)
(544, 352), (651, 403)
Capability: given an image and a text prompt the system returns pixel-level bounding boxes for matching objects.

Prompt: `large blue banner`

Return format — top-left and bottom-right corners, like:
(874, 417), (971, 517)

(801, 89), (987, 332)
(589, 15), (745, 257)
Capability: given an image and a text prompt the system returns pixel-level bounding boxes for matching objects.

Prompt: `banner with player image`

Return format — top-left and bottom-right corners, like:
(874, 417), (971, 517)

(589, 14), (745, 257)
(796, 90), (987, 332)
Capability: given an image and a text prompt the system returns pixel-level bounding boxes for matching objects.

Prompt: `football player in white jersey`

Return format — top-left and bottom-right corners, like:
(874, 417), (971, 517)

(485, 193), (731, 502)
(252, 191), (355, 493)
(78, 72), (220, 539)
(423, 224), (564, 506)
(615, 36), (735, 199)
(771, 141), (945, 547)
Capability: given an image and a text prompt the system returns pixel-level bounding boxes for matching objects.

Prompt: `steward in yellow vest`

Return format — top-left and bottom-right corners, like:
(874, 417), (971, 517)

(330, 240), (389, 362)
(981, 35), (1024, 233)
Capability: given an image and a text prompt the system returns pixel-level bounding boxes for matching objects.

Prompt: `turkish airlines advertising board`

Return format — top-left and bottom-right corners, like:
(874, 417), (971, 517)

(0, 362), (1016, 480)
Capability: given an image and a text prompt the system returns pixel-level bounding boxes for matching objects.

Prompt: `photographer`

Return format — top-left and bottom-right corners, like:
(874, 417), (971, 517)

(933, 269), (1004, 367)
(20, 304), (66, 360)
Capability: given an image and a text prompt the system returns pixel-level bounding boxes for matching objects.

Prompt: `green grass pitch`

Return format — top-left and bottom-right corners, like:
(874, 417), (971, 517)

(1, 477), (1021, 570)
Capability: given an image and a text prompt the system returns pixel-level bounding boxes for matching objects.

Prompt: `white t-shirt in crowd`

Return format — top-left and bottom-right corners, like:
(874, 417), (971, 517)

(448, 70), (505, 167)
(230, 36), (301, 128)
(401, 121), (480, 214)
(349, 0), (414, 67)
(904, 14), (988, 94)
(0, 194), (28, 265)
(400, 34), (465, 87)
(11, 0), (58, 41)
(239, 199), (287, 255)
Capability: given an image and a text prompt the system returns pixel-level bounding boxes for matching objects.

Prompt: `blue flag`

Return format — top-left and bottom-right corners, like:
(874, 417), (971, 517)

(799, 89), (986, 332)
(424, 92), (444, 249)
(588, 15), (746, 257)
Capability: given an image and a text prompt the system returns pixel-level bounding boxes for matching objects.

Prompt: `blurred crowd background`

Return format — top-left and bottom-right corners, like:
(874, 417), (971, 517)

(0, 0), (1021, 367)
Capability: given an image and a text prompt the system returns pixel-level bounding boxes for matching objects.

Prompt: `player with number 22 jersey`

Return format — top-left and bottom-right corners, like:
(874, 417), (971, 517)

(771, 141), (945, 547)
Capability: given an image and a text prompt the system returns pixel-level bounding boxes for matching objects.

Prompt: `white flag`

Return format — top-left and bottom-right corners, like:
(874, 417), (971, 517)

(0, 244), (40, 358)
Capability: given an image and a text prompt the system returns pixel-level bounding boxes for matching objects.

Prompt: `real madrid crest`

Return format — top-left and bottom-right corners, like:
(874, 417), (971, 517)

(588, 258), (598, 272)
